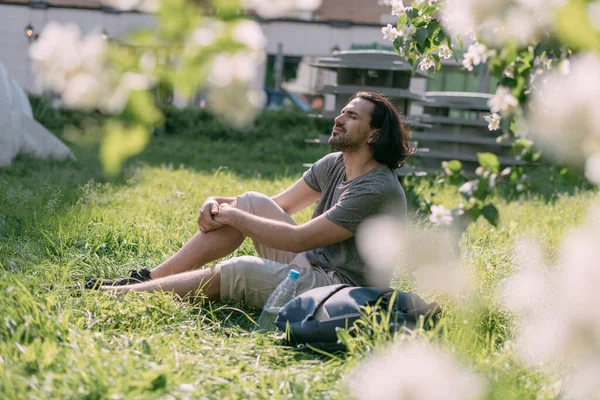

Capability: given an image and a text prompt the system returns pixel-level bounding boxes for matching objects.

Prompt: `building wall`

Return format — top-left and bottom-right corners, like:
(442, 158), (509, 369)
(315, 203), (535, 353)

(262, 20), (390, 57)
(0, 4), (154, 93)
(0, 3), (395, 95)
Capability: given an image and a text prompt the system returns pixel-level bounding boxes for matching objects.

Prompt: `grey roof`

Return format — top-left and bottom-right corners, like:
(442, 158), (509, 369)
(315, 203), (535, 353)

(310, 50), (429, 77)
(423, 91), (493, 110)
(321, 84), (427, 101)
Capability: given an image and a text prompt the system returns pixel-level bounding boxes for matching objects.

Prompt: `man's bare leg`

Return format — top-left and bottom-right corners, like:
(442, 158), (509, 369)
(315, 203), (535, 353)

(104, 266), (221, 300)
(150, 226), (243, 279)
(149, 199), (245, 279)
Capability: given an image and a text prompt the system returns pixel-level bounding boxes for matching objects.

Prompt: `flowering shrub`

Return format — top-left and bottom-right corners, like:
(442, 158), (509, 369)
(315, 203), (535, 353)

(380, 0), (600, 184)
(29, 0), (323, 174)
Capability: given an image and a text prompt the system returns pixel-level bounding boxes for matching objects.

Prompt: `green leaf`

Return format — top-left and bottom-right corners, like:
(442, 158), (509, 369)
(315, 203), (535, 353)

(499, 77), (517, 88)
(393, 37), (404, 55)
(397, 13), (407, 27)
(447, 160), (462, 172)
(426, 20), (440, 35)
(532, 150), (543, 163)
(489, 58), (506, 76)
(151, 374), (167, 391)
(477, 152), (500, 173)
(481, 204), (500, 227)
(406, 8), (419, 19)
(469, 206), (481, 221)
(128, 29), (158, 46)
(555, 0), (600, 52)
(408, 55), (420, 75)
(533, 41), (547, 58)
(432, 54), (441, 72)
(100, 122), (152, 176)
(126, 91), (164, 126)
(142, 339), (152, 355)
(560, 167), (581, 185)
(446, 36), (459, 62)
(502, 43), (519, 64)
(512, 138), (532, 154)
(415, 28), (429, 47)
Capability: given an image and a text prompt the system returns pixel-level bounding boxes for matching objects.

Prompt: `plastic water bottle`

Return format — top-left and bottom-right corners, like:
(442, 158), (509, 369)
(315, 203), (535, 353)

(255, 269), (300, 333)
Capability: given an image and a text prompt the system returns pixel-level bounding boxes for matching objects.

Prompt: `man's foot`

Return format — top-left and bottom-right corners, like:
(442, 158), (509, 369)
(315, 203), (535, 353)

(83, 268), (152, 289)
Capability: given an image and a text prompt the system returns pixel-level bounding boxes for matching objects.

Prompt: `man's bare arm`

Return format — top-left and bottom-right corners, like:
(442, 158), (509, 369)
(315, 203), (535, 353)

(214, 205), (353, 253)
(271, 178), (321, 216)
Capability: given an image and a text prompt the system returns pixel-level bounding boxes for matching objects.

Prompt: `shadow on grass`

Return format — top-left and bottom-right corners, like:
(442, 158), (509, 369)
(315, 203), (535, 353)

(127, 134), (332, 179)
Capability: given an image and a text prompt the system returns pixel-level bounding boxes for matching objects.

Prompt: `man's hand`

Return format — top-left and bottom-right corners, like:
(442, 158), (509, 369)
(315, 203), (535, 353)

(213, 203), (238, 226)
(197, 198), (223, 232)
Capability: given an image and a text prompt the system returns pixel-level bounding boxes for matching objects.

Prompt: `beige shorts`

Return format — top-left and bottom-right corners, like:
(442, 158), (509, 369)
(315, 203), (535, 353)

(218, 191), (344, 308)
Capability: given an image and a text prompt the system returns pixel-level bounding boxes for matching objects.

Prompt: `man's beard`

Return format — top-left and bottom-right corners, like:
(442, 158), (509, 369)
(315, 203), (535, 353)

(329, 131), (361, 152)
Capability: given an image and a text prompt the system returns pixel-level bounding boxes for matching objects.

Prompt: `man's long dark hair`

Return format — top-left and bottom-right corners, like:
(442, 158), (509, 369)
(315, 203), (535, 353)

(351, 91), (415, 169)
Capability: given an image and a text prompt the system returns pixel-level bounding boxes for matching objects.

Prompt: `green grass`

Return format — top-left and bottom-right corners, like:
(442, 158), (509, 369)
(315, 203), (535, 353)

(0, 133), (598, 399)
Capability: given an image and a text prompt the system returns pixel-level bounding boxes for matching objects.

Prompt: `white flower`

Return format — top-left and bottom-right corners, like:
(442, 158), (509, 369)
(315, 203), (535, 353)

(528, 54), (600, 167)
(208, 51), (261, 87)
(484, 113), (501, 131)
(399, 24), (417, 37)
(390, 0), (405, 16)
(419, 55), (435, 71)
(29, 22), (84, 92)
(499, 239), (551, 316)
(102, 0), (139, 10)
(503, 204), (600, 398)
(441, 0), (565, 47)
(381, 24), (400, 41)
(585, 152), (600, 185)
(346, 341), (486, 400)
(462, 54), (475, 72)
(534, 54), (553, 70)
(357, 216), (469, 294)
(232, 20), (266, 51)
(206, 52), (266, 126)
(503, 62), (515, 78)
(101, 0), (159, 13)
(437, 43), (453, 60)
(241, 0), (322, 18)
(588, 2), (600, 32)
(139, 52), (157, 72)
(488, 86), (519, 116)
(62, 72), (103, 110)
(29, 21), (155, 115)
(356, 216), (405, 286)
(458, 180), (479, 198)
(558, 59), (570, 75)
(429, 204), (453, 226)
(207, 84), (265, 127)
(461, 43), (490, 72)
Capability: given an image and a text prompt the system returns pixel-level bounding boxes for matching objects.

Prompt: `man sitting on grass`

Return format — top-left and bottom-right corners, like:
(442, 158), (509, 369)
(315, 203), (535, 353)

(86, 92), (413, 308)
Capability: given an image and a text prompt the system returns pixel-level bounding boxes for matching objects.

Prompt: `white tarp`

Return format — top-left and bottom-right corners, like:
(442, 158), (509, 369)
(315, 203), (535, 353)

(0, 63), (74, 166)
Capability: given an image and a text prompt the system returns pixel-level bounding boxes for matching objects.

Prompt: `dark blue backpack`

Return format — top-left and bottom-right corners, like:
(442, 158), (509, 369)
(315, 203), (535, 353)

(274, 284), (441, 351)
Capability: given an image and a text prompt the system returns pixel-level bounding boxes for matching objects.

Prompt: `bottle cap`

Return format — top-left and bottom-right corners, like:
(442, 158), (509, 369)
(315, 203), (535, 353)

(288, 269), (300, 280)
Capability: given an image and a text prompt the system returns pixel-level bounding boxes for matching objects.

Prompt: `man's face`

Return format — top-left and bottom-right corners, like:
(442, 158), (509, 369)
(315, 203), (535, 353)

(329, 98), (376, 152)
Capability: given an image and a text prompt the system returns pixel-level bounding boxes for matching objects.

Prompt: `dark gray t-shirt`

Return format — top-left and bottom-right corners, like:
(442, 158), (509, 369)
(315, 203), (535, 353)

(302, 152), (407, 286)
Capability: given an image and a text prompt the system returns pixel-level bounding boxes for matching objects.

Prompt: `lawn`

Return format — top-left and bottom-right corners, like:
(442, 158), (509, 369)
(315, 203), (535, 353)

(1, 133), (598, 399)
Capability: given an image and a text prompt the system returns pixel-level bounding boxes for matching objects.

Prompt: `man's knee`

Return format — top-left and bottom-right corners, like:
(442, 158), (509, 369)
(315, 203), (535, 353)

(237, 191), (269, 210)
